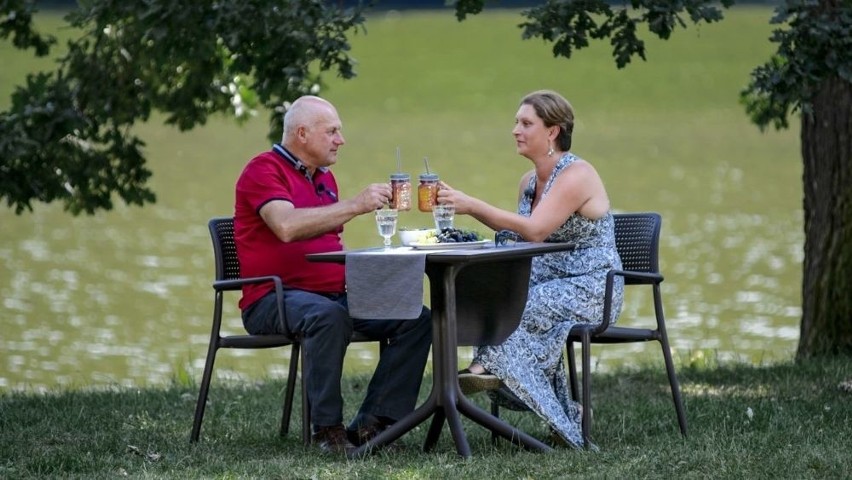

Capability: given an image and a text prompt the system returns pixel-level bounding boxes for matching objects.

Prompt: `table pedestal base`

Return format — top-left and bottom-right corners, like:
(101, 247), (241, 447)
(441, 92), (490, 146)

(349, 386), (552, 458)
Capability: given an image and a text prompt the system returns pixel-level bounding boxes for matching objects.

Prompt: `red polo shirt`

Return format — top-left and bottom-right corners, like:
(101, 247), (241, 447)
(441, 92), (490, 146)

(234, 147), (345, 310)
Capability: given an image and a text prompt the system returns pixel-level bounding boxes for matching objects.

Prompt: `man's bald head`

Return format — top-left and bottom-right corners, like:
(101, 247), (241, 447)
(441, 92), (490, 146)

(280, 95), (345, 171)
(282, 96), (337, 143)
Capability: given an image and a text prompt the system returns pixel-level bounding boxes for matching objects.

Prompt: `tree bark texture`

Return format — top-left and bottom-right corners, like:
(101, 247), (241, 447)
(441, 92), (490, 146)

(798, 76), (852, 357)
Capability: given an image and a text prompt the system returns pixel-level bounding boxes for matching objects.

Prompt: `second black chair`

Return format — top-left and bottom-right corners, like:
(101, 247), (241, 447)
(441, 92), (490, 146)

(490, 212), (688, 449)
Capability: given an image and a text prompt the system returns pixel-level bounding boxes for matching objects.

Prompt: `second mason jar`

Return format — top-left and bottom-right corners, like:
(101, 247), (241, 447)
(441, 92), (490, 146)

(417, 173), (440, 212)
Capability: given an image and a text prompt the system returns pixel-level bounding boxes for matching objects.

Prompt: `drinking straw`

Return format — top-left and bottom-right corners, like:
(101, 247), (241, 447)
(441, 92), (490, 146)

(396, 146), (401, 172)
(423, 156), (431, 174)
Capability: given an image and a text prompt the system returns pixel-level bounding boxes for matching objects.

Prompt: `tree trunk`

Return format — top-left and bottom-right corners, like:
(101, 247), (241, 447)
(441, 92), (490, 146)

(798, 76), (852, 357)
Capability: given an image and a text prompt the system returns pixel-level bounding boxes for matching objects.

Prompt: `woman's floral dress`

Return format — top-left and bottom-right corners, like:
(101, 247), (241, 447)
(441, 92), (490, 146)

(474, 153), (624, 448)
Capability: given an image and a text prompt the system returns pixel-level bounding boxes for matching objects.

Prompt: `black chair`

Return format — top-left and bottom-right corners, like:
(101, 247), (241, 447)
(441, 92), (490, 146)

(491, 212), (688, 448)
(191, 216), (383, 445)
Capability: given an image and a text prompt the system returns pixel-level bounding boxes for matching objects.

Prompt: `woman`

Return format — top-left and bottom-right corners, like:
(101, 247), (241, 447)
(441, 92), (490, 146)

(436, 90), (624, 449)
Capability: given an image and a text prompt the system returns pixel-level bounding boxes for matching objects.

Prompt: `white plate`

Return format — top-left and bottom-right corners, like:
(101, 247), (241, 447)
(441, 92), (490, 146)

(409, 239), (490, 250)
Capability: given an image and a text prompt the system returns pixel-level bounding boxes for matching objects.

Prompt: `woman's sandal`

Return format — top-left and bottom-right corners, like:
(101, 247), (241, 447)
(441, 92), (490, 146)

(457, 368), (501, 395)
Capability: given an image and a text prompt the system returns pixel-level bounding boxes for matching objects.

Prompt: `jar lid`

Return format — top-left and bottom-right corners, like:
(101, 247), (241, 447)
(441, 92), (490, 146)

(418, 173), (439, 182)
(390, 173), (410, 181)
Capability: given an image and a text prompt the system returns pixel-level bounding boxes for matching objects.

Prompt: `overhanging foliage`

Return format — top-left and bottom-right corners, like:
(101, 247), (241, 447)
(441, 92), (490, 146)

(0, 0), (366, 214)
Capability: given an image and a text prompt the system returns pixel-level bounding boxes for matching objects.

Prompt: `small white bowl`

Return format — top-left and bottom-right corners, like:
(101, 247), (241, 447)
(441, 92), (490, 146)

(399, 228), (436, 246)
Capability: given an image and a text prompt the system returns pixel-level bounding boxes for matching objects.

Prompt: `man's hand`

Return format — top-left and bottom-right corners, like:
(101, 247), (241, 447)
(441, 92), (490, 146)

(354, 183), (393, 213)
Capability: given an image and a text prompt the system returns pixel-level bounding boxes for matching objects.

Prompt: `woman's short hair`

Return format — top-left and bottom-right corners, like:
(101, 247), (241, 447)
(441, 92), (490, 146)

(520, 90), (574, 151)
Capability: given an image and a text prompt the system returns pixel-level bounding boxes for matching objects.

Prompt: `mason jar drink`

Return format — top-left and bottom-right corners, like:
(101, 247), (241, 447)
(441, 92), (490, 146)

(390, 173), (412, 211)
(417, 173), (440, 212)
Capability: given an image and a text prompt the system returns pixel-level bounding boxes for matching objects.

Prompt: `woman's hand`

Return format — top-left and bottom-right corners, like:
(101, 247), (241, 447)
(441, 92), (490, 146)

(436, 181), (475, 214)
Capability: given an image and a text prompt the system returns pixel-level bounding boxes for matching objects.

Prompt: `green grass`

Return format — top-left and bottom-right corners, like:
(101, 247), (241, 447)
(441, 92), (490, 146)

(1, 356), (849, 478)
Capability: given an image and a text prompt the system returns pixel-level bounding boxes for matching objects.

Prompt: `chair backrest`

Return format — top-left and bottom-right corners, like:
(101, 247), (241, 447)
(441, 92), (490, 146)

(208, 216), (241, 283)
(612, 212), (661, 282)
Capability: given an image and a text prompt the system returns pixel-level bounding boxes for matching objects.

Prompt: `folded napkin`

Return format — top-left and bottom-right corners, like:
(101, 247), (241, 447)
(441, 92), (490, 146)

(346, 250), (427, 320)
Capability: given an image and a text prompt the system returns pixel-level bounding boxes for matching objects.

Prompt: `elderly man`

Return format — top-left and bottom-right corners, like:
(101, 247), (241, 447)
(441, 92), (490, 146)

(233, 95), (431, 454)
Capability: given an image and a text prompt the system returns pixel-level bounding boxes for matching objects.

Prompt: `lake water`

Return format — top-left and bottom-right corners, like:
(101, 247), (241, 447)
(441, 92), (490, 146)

(0, 8), (802, 391)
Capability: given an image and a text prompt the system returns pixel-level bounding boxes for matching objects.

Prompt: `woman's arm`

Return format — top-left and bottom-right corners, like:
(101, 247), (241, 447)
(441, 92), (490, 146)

(437, 160), (609, 242)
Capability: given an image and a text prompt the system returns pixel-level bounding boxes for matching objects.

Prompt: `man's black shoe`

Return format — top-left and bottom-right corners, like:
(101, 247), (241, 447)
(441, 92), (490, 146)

(347, 422), (387, 447)
(347, 416), (403, 451)
(312, 424), (357, 455)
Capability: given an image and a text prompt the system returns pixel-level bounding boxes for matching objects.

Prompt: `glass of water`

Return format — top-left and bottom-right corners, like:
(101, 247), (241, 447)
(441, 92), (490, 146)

(375, 207), (399, 248)
(432, 203), (455, 232)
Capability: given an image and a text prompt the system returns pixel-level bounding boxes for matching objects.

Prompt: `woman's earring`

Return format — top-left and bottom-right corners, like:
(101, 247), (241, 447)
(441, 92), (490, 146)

(547, 144), (554, 156)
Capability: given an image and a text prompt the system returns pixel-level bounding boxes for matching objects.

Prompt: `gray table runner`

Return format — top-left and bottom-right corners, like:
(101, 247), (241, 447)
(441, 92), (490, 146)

(345, 250), (427, 319)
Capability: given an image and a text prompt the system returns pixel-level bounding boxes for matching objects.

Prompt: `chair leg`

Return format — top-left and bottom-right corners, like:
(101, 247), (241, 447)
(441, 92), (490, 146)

(654, 287), (688, 437)
(566, 341), (580, 402)
(190, 343), (219, 442)
(300, 342), (311, 445)
(490, 397), (500, 444)
(660, 338), (688, 437)
(279, 342), (300, 437)
(580, 330), (592, 449)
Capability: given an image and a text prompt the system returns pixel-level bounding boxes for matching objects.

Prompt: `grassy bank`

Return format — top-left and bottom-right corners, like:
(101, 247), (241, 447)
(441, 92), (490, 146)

(1, 356), (849, 478)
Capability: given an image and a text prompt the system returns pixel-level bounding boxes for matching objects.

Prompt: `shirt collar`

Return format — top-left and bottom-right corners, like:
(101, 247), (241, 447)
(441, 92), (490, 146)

(272, 143), (328, 181)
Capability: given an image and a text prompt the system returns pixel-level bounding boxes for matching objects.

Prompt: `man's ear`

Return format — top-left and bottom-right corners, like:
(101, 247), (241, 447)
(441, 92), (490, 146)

(296, 125), (309, 143)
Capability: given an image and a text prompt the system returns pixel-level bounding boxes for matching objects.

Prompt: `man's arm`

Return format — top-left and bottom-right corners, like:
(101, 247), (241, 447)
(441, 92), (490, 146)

(260, 183), (392, 242)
